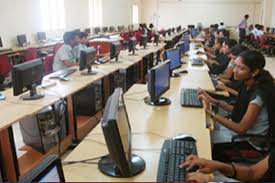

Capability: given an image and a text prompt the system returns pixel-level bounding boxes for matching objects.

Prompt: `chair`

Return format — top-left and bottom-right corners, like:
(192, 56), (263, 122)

(261, 35), (275, 56)
(0, 54), (11, 77)
(43, 54), (54, 75)
(23, 47), (38, 62)
(53, 43), (63, 55)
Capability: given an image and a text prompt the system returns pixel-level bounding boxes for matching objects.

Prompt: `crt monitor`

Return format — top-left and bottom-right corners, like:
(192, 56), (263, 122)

(171, 28), (175, 33)
(0, 36), (3, 47)
(117, 26), (123, 32)
(79, 47), (97, 75)
(154, 33), (160, 46)
(167, 29), (171, 36)
(37, 32), (47, 42)
(17, 34), (27, 47)
(19, 155), (65, 182)
(99, 88), (145, 177)
(12, 58), (44, 100)
(140, 35), (147, 49)
(110, 41), (121, 62)
(85, 28), (91, 34)
(109, 26), (115, 32)
(94, 27), (101, 35)
(183, 36), (190, 53)
(144, 60), (171, 106)
(103, 27), (108, 33)
(165, 48), (181, 77)
(128, 37), (137, 55)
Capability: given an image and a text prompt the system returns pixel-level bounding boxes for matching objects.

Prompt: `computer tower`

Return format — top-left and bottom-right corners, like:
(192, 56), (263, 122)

(73, 80), (103, 116)
(19, 100), (68, 154)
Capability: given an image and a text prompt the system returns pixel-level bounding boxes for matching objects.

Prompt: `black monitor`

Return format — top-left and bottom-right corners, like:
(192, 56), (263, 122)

(140, 35), (147, 49)
(144, 60), (171, 106)
(94, 27), (101, 35)
(74, 29), (81, 33)
(128, 37), (137, 55)
(99, 88), (145, 177)
(171, 28), (175, 33)
(117, 26), (123, 32)
(19, 155), (65, 182)
(154, 33), (160, 46)
(165, 48), (181, 77)
(177, 26), (182, 33)
(110, 41), (121, 62)
(188, 25), (195, 29)
(0, 36), (3, 47)
(103, 27), (108, 33)
(37, 32), (47, 42)
(85, 28), (91, 34)
(161, 31), (167, 38)
(17, 34), (27, 47)
(79, 47), (97, 75)
(12, 58), (44, 100)
(109, 26), (115, 32)
(167, 29), (171, 36)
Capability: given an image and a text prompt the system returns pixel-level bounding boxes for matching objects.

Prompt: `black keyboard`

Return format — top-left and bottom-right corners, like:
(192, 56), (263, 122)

(191, 59), (204, 66)
(48, 68), (77, 79)
(157, 139), (197, 182)
(180, 88), (203, 108)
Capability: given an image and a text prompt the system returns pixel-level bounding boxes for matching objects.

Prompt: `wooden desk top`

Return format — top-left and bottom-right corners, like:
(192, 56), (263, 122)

(63, 70), (213, 181)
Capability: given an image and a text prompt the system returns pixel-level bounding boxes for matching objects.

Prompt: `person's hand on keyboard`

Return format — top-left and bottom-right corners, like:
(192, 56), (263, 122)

(186, 172), (214, 182)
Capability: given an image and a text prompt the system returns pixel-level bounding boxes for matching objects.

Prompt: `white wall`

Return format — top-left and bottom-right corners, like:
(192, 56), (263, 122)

(141, 0), (263, 29)
(0, 0), (141, 48)
(271, 0), (275, 27)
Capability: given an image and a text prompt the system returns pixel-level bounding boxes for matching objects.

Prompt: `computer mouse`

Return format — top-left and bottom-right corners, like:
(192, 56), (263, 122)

(173, 133), (196, 142)
(179, 70), (188, 74)
(0, 93), (6, 101)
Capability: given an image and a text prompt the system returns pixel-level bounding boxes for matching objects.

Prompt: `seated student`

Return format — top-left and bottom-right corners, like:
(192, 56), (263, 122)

(206, 39), (237, 75)
(199, 51), (274, 152)
(218, 22), (227, 30)
(53, 31), (80, 72)
(73, 32), (89, 61)
(180, 150), (275, 182)
(204, 37), (224, 59)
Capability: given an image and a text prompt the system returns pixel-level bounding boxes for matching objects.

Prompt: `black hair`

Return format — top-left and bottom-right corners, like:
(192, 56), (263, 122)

(149, 23), (154, 29)
(231, 45), (247, 56)
(78, 32), (88, 39)
(239, 50), (266, 71)
(216, 37), (225, 45)
(244, 14), (249, 19)
(63, 31), (78, 45)
(220, 22), (224, 25)
(224, 39), (237, 49)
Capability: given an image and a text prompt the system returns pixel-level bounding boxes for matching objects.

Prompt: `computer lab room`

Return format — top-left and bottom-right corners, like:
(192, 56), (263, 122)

(1, 0), (275, 182)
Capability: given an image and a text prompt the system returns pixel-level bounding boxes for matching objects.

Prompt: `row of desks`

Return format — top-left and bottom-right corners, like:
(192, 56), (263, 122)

(62, 43), (215, 181)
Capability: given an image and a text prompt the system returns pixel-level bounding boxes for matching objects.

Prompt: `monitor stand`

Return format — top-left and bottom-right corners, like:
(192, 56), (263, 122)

(81, 66), (97, 76)
(21, 85), (44, 100)
(128, 49), (138, 56)
(109, 56), (122, 63)
(144, 96), (171, 106)
(98, 154), (145, 177)
(171, 72), (180, 78)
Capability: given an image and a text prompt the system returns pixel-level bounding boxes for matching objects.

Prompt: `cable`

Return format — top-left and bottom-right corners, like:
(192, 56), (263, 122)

(62, 155), (106, 166)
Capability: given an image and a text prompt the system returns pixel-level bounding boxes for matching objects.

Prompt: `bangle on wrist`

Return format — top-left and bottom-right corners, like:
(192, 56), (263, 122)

(229, 163), (237, 179)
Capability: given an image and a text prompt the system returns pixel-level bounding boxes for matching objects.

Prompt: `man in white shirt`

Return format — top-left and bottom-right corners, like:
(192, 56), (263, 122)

(53, 31), (80, 72)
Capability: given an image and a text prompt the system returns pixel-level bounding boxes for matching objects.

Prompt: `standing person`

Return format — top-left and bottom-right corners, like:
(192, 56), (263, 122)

(238, 14), (249, 44)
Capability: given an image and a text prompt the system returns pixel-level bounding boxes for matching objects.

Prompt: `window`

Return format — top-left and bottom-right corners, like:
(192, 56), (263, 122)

(40, 0), (65, 31)
(132, 4), (139, 24)
(89, 0), (103, 27)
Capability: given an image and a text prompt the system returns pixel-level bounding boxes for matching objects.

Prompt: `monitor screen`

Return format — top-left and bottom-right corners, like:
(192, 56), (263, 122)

(154, 61), (170, 98)
(85, 28), (91, 34)
(0, 36), (3, 47)
(19, 155), (65, 182)
(17, 34), (27, 46)
(166, 48), (181, 70)
(79, 47), (96, 71)
(148, 60), (170, 101)
(37, 32), (47, 42)
(103, 27), (108, 33)
(12, 58), (44, 100)
(94, 27), (101, 34)
(99, 88), (145, 177)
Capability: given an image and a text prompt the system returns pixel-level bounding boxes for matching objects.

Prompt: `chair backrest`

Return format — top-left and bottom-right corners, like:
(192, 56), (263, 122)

(43, 54), (54, 75)
(0, 54), (11, 77)
(24, 47), (38, 62)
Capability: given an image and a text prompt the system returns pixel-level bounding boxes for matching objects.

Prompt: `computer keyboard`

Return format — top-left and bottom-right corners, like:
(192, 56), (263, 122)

(211, 78), (219, 90)
(98, 57), (110, 64)
(191, 58), (204, 66)
(157, 139), (198, 182)
(180, 88), (203, 108)
(48, 68), (77, 79)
